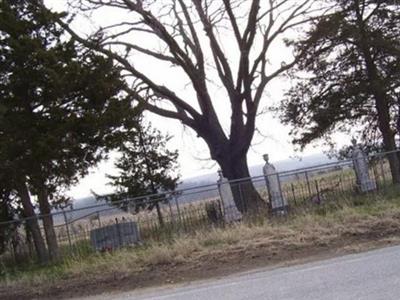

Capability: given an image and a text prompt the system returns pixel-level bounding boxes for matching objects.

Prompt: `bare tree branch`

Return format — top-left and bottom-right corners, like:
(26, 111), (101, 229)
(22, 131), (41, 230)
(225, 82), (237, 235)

(42, 0), (325, 192)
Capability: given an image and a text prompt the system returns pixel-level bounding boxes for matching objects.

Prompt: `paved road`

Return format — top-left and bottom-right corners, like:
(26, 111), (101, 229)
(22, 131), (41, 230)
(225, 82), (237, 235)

(78, 245), (400, 300)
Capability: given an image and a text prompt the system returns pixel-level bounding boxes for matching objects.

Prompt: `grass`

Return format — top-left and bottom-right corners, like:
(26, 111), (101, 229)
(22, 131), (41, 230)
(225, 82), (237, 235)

(13, 163), (383, 255)
(2, 186), (400, 297)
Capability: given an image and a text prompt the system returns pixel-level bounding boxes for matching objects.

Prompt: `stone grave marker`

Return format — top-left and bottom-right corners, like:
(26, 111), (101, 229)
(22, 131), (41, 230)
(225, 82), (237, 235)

(217, 170), (242, 222)
(90, 220), (140, 251)
(263, 154), (288, 214)
(352, 139), (376, 193)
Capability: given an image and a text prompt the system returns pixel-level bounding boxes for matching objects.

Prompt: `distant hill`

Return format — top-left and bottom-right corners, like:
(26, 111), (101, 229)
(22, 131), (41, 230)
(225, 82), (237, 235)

(175, 153), (334, 204)
(181, 153), (333, 187)
(52, 196), (119, 225)
(62, 153), (334, 223)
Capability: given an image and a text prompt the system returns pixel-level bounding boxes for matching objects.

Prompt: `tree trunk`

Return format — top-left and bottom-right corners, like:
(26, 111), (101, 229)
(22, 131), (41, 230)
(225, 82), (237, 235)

(219, 154), (265, 214)
(368, 70), (400, 183)
(378, 119), (400, 184)
(355, 2), (400, 184)
(24, 224), (35, 260)
(37, 188), (60, 262)
(15, 181), (48, 264)
(364, 61), (400, 184)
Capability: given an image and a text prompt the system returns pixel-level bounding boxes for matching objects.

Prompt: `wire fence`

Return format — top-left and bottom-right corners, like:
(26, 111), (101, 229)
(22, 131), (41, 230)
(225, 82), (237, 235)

(0, 149), (399, 264)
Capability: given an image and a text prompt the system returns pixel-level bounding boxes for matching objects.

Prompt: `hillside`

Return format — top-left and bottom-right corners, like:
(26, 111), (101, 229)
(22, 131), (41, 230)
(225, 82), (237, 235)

(60, 153), (333, 222)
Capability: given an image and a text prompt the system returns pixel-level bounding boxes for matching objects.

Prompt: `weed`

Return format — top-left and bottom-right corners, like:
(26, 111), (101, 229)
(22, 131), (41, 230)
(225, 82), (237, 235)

(2, 190), (400, 292)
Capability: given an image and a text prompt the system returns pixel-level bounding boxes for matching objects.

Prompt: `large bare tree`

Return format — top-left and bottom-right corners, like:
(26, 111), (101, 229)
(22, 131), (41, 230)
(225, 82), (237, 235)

(50, 0), (317, 212)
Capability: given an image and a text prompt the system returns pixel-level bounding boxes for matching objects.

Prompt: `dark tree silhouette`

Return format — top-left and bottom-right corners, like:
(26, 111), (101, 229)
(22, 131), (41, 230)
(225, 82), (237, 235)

(97, 120), (180, 227)
(280, 0), (400, 183)
(0, 0), (136, 262)
(48, 0), (318, 212)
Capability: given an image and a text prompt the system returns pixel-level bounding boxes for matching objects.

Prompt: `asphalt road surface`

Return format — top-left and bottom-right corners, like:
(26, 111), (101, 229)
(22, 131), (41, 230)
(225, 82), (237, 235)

(77, 245), (400, 300)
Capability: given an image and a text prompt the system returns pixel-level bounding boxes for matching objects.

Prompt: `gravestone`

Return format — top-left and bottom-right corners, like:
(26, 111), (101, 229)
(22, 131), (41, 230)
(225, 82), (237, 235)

(90, 221), (140, 251)
(263, 154), (288, 214)
(217, 170), (242, 222)
(352, 140), (376, 193)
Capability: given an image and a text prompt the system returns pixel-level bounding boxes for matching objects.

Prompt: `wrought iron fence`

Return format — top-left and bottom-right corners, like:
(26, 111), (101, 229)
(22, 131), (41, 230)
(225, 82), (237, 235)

(0, 149), (399, 264)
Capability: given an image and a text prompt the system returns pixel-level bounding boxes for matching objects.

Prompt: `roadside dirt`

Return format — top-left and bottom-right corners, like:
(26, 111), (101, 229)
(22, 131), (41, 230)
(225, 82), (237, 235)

(2, 225), (400, 300)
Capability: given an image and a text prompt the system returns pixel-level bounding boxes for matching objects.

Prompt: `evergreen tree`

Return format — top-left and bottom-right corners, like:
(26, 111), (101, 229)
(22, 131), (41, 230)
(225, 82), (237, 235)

(99, 120), (180, 226)
(0, 0), (136, 262)
(0, 187), (16, 255)
(279, 0), (400, 182)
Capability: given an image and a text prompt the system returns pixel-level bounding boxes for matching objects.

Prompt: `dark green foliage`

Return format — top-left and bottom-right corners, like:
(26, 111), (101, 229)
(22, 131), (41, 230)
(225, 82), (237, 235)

(0, 160), (20, 254)
(280, 0), (400, 150)
(0, 197), (15, 254)
(0, 0), (135, 203)
(99, 120), (180, 214)
(0, 0), (138, 260)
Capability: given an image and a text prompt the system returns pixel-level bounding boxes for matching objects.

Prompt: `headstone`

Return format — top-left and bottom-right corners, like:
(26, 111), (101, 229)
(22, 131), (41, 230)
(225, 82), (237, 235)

(351, 139), (376, 192)
(263, 154), (288, 214)
(90, 221), (140, 251)
(217, 170), (242, 222)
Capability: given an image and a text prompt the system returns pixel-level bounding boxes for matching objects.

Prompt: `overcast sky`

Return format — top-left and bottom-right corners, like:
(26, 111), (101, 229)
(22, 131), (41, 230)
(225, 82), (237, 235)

(45, 1), (352, 199)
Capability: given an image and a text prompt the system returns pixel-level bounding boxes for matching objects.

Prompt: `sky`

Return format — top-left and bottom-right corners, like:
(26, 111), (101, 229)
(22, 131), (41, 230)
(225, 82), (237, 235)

(45, 1), (352, 199)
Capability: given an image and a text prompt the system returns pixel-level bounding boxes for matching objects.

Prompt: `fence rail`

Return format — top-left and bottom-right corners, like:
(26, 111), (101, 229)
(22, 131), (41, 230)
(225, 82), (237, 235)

(1, 149), (399, 264)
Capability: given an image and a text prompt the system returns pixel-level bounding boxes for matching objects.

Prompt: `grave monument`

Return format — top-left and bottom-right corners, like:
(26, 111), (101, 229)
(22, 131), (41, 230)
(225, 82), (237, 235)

(351, 139), (376, 193)
(263, 154), (288, 214)
(217, 170), (242, 222)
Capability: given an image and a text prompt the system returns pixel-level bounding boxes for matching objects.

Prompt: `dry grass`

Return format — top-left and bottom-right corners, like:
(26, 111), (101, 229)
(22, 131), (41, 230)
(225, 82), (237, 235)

(2, 191), (400, 297)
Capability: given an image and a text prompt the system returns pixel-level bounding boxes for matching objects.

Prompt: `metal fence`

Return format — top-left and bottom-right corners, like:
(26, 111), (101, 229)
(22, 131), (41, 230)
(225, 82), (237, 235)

(0, 149), (399, 264)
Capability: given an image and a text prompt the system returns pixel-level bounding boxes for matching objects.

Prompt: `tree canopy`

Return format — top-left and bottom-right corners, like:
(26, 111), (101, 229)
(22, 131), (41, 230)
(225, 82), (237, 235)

(96, 119), (180, 226)
(107, 121), (179, 198)
(0, 0), (137, 262)
(279, 0), (400, 180)
(281, 0), (400, 145)
(47, 0), (319, 212)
